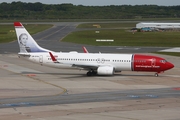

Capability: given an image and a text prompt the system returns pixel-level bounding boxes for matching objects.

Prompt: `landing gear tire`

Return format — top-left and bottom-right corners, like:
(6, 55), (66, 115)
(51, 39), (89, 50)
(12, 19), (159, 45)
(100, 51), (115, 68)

(87, 71), (92, 76)
(86, 71), (97, 76)
(155, 73), (159, 77)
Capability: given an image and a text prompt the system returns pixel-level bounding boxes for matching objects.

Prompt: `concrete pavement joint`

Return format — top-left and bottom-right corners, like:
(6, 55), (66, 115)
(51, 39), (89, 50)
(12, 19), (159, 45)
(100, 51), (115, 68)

(25, 75), (67, 95)
(94, 113), (140, 120)
(0, 61), (67, 96)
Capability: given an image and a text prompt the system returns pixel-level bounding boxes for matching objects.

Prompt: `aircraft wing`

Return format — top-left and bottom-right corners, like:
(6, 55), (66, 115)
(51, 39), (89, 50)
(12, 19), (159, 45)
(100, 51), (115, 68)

(49, 52), (98, 70)
(71, 64), (98, 70)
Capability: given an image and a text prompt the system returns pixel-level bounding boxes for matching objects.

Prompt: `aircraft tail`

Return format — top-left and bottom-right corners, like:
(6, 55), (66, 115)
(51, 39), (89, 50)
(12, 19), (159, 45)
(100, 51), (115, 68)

(14, 22), (51, 53)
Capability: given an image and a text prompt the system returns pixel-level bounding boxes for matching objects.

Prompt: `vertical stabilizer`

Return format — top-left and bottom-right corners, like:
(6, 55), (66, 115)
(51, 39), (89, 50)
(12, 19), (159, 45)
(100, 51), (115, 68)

(14, 22), (51, 53)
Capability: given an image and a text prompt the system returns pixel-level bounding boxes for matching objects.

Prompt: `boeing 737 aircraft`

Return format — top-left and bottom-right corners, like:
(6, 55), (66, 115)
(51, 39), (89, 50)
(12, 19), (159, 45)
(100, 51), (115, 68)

(14, 22), (174, 76)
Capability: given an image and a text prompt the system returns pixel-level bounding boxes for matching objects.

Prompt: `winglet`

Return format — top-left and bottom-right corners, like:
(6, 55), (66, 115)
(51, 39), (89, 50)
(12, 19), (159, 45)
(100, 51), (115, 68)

(82, 46), (89, 53)
(49, 52), (59, 63)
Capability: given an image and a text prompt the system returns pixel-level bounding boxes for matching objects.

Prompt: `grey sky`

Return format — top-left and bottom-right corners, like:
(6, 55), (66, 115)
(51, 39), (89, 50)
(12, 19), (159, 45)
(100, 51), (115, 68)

(0, 0), (180, 6)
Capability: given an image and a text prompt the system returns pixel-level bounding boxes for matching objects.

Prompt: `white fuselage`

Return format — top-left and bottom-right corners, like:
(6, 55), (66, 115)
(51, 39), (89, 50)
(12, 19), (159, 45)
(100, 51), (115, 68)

(22, 52), (133, 72)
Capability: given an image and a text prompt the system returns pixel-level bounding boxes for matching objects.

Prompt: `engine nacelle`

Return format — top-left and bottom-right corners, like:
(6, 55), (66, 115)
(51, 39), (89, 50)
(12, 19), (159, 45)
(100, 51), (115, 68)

(97, 66), (114, 75)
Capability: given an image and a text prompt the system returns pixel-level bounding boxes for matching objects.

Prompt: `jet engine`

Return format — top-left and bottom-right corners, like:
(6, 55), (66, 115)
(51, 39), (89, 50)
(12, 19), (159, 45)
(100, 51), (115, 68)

(97, 66), (114, 75)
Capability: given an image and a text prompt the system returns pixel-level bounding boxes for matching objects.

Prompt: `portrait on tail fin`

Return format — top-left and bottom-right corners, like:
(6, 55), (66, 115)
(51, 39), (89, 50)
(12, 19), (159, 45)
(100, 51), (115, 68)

(14, 22), (51, 53)
(19, 33), (31, 52)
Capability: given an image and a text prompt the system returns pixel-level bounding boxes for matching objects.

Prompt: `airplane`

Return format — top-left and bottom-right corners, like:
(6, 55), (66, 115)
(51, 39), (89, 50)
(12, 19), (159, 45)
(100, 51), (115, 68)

(14, 22), (174, 77)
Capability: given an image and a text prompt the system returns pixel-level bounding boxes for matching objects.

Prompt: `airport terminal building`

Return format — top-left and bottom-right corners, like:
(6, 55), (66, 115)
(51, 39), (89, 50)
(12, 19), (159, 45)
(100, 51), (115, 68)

(136, 22), (180, 29)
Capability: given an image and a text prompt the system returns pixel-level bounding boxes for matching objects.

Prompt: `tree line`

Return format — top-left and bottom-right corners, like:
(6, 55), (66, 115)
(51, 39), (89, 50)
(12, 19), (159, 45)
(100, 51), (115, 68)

(0, 1), (180, 19)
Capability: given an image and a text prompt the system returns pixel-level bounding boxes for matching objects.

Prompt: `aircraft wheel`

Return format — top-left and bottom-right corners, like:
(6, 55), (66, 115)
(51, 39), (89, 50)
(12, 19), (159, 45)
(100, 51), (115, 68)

(87, 71), (92, 76)
(155, 73), (159, 77)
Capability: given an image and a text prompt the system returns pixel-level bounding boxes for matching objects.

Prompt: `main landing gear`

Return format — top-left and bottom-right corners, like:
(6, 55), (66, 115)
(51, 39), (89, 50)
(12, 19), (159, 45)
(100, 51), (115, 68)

(86, 70), (97, 76)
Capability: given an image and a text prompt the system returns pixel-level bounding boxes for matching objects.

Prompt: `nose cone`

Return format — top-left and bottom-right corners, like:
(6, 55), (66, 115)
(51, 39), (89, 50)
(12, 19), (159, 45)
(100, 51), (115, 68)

(166, 62), (174, 70)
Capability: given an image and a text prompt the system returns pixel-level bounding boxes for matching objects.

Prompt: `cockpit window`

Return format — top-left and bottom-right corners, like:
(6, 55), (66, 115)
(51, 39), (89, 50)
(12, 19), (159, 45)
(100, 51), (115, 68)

(160, 60), (167, 63)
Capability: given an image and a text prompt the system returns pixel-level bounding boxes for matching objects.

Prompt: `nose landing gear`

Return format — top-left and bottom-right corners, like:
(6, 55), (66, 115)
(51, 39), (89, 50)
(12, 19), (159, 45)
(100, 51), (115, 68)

(154, 71), (164, 77)
(155, 73), (159, 77)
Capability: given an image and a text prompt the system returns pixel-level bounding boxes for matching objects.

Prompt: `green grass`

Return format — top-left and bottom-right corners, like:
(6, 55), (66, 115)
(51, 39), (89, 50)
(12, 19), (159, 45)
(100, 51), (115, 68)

(62, 29), (180, 47)
(153, 52), (180, 57)
(0, 24), (53, 43)
(0, 18), (180, 23)
(77, 23), (137, 28)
